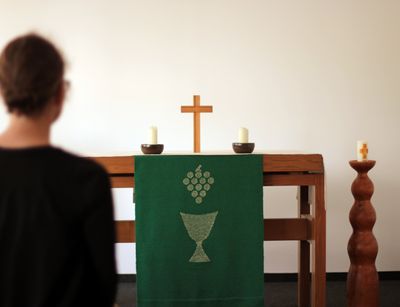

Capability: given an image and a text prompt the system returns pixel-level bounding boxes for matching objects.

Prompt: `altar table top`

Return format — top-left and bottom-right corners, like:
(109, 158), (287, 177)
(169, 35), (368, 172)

(90, 152), (324, 174)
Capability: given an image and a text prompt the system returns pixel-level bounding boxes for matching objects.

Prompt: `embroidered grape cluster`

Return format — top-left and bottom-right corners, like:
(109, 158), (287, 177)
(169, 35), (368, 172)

(183, 165), (214, 204)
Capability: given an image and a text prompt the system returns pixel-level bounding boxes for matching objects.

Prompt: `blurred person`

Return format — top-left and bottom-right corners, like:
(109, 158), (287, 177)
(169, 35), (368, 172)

(0, 33), (116, 307)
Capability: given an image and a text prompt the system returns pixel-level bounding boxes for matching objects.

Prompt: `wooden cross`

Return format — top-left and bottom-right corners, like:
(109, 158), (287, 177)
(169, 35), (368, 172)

(359, 144), (369, 160)
(181, 95), (213, 153)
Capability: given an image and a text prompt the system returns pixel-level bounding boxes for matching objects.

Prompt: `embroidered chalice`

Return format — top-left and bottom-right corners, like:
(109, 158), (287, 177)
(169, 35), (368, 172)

(180, 211), (218, 262)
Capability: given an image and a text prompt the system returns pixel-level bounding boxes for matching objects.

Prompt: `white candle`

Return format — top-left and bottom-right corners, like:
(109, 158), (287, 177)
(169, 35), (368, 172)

(238, 127), (249, 143)
(149, 126), (158, 144)
(357, 140), (368, 161)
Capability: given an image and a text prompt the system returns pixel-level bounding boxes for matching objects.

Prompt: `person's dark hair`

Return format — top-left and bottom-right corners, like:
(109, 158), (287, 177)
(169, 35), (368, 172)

(0, 33), (65, 116)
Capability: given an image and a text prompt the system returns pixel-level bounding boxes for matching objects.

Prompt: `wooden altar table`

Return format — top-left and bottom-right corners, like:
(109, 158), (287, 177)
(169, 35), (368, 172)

(91, 153), (326, 307)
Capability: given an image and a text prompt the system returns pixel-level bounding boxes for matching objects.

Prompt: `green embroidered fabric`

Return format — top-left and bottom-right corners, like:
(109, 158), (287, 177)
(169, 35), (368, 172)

(135, 155), (264, 307)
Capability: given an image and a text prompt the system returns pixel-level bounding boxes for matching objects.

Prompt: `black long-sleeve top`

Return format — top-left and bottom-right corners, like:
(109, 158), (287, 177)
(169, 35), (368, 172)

(0, 146), (116, 307)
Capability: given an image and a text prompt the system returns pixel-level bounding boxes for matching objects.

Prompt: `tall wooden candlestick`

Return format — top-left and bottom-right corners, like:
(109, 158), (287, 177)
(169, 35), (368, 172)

(347, 160), (379, 307)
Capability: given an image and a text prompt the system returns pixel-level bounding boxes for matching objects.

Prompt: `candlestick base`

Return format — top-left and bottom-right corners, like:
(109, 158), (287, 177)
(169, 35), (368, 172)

(232, 143), (255, 154)
(141, 144), (164, 154)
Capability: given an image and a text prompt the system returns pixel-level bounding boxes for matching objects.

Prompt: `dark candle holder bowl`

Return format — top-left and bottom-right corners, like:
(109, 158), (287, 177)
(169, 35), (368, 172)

(141, 144), (164, 154)
(232, 143), (255, 154)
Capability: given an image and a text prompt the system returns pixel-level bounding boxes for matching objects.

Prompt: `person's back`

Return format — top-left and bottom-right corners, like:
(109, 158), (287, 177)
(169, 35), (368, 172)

(0, 147), (116, 306)
(0, 34), (116, 306)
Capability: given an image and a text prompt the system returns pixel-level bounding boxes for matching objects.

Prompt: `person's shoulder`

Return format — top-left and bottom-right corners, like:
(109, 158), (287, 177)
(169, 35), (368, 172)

(52, 148), (112, 216)
(52, 147), (109, 180)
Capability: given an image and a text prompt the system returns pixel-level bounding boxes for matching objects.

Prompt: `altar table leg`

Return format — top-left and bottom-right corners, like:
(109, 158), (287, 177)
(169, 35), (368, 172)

(311, 174), (326, 307)
(298, 186), (311, 307)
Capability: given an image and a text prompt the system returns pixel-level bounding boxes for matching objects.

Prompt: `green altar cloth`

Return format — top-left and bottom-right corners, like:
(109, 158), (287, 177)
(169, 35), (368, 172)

(135, 155), (264, 307)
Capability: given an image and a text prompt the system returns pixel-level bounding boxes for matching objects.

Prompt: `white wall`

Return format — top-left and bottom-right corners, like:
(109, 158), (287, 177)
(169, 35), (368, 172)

(1, 0), (399, 273)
